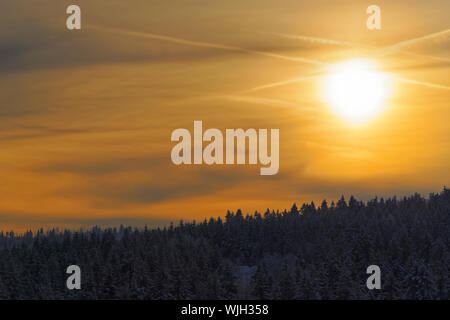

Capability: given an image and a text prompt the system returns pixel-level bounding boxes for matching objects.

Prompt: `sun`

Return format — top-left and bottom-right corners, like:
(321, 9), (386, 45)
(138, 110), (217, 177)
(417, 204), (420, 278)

(323, 59), (390, 124)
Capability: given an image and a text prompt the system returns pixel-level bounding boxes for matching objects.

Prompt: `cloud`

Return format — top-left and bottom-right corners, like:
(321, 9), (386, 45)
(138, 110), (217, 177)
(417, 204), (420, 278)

(241, 74), (323, 93)
(267, 30), (450, 63)
(87, 25), (326, 66)
(266, 32), (363, 48)
(394, 76), (450, 91)
(378, 29), (450, 56)
(39, 155), (167, 176)
(0, 124), (150, 143)
(38, 155), (263, 206)
(0, 211), (172, 232)
(85, 168), (261, 206)
(209, 94), (317, 112)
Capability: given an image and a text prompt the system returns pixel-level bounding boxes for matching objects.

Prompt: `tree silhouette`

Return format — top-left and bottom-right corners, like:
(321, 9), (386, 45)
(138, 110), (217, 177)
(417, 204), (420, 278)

(0, 188), (448, 300)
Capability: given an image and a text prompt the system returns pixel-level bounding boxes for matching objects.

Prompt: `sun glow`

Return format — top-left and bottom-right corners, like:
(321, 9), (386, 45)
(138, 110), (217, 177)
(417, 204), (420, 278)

(323, 59), (390, 124)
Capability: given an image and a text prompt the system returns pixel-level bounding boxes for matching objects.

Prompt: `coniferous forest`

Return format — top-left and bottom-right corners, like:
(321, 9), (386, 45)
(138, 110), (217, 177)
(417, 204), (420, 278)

(0, 189), (449, 300)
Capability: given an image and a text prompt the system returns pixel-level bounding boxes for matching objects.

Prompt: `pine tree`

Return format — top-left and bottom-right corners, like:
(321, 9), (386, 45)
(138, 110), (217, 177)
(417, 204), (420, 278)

(278, 264), (296, 299)
(220, 264), (237, 299)
(251, 264), (273, 299)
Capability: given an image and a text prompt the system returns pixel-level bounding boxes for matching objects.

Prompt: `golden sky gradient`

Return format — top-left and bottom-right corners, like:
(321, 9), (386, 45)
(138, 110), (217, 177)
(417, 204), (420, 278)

(1, 0), (449, 232)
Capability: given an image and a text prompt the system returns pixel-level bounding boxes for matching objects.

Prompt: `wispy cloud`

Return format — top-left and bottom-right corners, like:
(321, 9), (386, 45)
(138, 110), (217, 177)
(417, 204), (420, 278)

(267, 30), (450, 62)
(266, 32), (363, 48)
(0, 211), (172, 232)
(241, 74), (323, 93)
(0, 125), (151, 143)
(393, 50), (450, 63)
(394, 76), (450, 91)
(378, 29), (450, 56)
(88, 25), (327, 66)
(242, 67), (450, 95)
(207, 94), (316, 112)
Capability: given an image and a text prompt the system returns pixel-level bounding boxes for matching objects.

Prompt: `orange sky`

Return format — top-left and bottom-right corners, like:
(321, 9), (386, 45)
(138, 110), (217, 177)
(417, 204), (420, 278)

(1, 0), (449, 232)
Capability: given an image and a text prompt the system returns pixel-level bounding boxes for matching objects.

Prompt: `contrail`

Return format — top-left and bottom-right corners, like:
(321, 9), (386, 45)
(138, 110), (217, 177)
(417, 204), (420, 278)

(243, 66), (450, 93)
(266, 32), (364, 48)
(378, 29), (450, 56)
(252, 30), (450, 92)
(200, 94), (316, 112)
(218, 95), (317, 112)
(89, 25), (450, 92)
(88, 25), (326, 66)
(242, 74), (323, 93)
(394, 76), (450, 91)
(268, 31), (450, 62)
(394, 50), (450, 63)
(246, 70), (450, 93)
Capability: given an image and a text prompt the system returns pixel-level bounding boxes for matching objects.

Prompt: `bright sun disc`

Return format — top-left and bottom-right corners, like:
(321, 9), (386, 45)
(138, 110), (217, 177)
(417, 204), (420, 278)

(323, 59), (390, 123)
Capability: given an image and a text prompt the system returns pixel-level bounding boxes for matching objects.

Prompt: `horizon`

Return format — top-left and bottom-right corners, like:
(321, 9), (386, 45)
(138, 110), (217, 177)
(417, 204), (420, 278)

(1, 187), (447, 234)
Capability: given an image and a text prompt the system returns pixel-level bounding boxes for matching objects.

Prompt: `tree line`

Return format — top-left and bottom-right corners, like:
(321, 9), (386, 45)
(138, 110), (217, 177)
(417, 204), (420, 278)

(0, 188), (448, 299)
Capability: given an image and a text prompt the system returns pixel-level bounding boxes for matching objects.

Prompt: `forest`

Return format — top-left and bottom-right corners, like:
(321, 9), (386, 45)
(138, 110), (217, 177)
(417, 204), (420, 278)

(0, 188), (448, 300)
